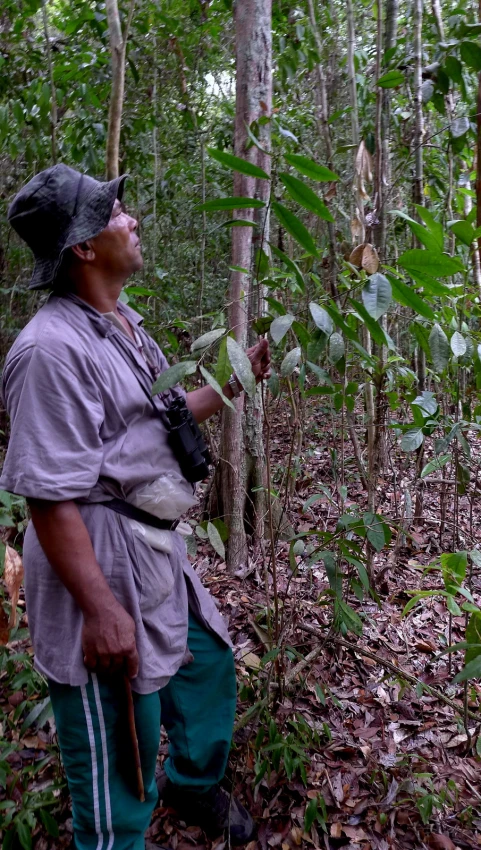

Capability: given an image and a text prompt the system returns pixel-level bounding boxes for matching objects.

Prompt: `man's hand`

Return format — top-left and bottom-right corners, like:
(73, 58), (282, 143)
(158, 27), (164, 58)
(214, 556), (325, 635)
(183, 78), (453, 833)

(246, 338), (271, 384)
(82, 599), (139, 678)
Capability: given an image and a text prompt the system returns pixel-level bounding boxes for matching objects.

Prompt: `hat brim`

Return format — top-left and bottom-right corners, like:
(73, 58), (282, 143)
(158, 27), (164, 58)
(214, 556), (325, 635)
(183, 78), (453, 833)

(28, 174), (128, 290)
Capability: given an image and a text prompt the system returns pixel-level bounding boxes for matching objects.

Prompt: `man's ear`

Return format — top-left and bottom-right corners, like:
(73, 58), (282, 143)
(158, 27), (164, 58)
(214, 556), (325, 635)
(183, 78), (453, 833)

(71, 240), (95, 262)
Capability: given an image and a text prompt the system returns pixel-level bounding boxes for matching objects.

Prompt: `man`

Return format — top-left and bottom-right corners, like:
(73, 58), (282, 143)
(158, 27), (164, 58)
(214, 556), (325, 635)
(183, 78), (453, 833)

(0, 164), (271, 850)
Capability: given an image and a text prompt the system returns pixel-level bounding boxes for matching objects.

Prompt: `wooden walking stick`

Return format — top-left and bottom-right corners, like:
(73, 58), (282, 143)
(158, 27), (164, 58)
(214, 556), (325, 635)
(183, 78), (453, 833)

(123, 673), (145, 802)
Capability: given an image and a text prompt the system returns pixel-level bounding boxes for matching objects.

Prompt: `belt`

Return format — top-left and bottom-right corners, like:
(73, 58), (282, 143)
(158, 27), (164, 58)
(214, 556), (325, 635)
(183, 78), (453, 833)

(101, 498), (180, 531)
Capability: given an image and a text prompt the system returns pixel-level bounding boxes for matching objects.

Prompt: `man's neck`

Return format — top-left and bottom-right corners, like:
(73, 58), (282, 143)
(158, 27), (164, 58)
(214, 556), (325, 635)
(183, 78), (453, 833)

(69, 273), (127, 315)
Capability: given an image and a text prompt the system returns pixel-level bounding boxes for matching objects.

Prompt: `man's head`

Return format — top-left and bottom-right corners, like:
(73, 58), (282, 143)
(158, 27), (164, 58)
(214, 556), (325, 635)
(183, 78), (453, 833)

(8, 164), (142, 290)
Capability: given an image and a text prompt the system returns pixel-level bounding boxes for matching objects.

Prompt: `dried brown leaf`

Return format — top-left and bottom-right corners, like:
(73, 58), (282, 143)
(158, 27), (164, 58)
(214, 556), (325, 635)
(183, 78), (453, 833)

(4, 545), (24, 629)
(361, 243), (380, 274)
(0, 605), (10, 645)
(350, 218), (364, 243)
(349, 243), (366, 268)
(427, 835), (456, 850)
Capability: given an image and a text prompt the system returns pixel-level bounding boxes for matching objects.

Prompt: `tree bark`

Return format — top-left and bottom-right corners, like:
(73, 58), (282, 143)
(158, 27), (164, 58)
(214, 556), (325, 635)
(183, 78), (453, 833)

(219, 0), (272, 571)
(106, 0), (135, 180)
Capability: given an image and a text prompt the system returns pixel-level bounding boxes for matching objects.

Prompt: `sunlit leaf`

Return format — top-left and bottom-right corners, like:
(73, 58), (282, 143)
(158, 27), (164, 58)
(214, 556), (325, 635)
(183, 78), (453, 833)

(207, 148), (270, 179)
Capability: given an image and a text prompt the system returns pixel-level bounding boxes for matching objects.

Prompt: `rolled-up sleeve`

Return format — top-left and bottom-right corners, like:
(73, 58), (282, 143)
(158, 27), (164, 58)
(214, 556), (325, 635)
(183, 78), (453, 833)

(0, 343), (104, 501)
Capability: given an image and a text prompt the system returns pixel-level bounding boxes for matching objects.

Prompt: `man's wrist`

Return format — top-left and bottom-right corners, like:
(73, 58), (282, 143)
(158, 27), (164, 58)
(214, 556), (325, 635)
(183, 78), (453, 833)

(227, 373), (243, 399)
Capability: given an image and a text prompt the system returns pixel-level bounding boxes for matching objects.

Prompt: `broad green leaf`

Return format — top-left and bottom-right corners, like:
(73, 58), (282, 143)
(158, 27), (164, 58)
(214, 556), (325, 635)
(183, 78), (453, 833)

(401, 428), (424, 452)
(39, 810), (59, 839)
(421, 454), (450, 479)
(445, 55), (463, 84)
(309, 302), (333, 335)
(284, 153), (339, 182)
(412, 390), (438, 416)
(220, 219), (258, 229)
(429, 324), (449, 372)
(450, 331), (466, 357)
(447, 595), (462, 617)
(414, 205), (444, 248)
(453, 654), (481, 684)
(226, 337), (256, 397)
(215, 336), (232, 387)
(152, 361), (197, 394)
(270, 313), (295, 344)
(207, 521), (225, 560)
(15, 819), (32, 850)
(361, 273), (392, 320)
(448, 219), (475, 246)
(20, 696), (52, 736)
(390, 277), (434, 319)
(410, 322), (431, 357)
(271, 202), (319, 256)
(349, 300), (392, 348)
(329, 333), (344, 363)
(198, 197), (266, 212)
(191, 328), (225, 352)
(450, 117), (470, 139)
(306, 362), (333, 384)
(390, 210), (442, 251)
(466, 612), (481, 664)
(207, 148), (270, 179)
(398, 249), (463, 277)
(199, 366), (235, 411)
(280, 347), (301, 377)
(376, 69), (405, 87)
(267, 369), (280, 397)
(460, 40), (481, 72)
(363, 512), (387, 552)
(279, 173), (334, 221)
(338, 600), (363, 635)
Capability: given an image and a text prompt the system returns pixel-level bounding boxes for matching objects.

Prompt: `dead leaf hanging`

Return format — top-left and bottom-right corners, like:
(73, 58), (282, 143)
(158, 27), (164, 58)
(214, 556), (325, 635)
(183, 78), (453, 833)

(354, 140), (373, 201)
(349, 243), (366, 268)
(361, 243), (380, 274)
(4, 545), (24, 629)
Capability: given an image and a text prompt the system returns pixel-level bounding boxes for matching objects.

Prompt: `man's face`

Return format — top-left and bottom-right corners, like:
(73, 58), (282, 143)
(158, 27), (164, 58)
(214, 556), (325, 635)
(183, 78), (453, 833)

(89, 199), (143, 278)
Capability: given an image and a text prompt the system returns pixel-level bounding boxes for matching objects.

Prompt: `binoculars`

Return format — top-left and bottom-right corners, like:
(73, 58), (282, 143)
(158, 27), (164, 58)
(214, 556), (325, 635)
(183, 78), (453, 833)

(166, 397), (212, 483)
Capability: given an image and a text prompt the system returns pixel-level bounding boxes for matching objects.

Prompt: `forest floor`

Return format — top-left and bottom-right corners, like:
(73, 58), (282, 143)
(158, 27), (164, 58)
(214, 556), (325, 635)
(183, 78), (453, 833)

(1, 399), (481, 850)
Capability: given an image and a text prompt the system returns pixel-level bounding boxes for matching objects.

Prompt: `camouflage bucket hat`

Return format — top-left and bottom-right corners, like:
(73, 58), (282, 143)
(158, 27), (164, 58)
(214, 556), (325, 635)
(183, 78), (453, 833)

(7, 163), (128, 290)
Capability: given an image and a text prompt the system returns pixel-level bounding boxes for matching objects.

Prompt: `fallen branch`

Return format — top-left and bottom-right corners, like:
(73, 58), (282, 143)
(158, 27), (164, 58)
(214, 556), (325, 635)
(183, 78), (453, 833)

(298, 621), (481, 723)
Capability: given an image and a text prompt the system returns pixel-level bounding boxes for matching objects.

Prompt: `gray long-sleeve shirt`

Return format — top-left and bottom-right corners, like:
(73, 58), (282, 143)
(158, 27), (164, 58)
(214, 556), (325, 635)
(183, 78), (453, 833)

(0, 293), (231, 693)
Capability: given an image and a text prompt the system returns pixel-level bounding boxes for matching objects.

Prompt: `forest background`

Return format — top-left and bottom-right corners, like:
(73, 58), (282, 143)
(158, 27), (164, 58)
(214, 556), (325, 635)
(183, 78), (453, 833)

(1, 0), (481, 848)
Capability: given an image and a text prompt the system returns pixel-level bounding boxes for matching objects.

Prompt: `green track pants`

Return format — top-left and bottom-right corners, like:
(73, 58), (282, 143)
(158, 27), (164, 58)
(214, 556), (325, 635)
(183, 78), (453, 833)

(49, 614), (237, 850)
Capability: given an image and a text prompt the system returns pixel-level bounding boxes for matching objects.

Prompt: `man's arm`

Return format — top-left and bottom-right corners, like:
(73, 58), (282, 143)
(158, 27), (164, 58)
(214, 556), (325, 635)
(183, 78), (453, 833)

(186, 338), (271, 423)
(28, 499), (139, 678)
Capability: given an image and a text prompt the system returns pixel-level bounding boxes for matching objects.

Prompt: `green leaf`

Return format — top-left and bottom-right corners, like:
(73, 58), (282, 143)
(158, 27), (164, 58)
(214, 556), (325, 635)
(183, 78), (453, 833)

(199, 366), (235, 411)
(450, 331), (467, 357)
(284, 153), (339, 182)
(429, 324), (450, 372)
(361, 273), (392, 319)
(398, 249), (463, 277)
(305, 798), (320, 832)
(215, 336), (232, 387)
(389, 277), (435, 320)
(20, 696), (52, 736)
(280, 347), (301, 377)
(447, 595), (462, 617)
(15, 819), (32, 850)
(445, 55), (463, 84)
(448, 219), (475, 245)
(198, 197), (266, 212)
(450, 117), (470, 139)
(401, 429), (424, 452)
(191, 328), (225, 352)
(270, 314), (295, 344)
(466, 613), (481, 664)
(220, 219), (258, 229)
(420, 454), (450, 479)
(363, 512), (386, 552)
(390, 210), (442, 251)
(279, 173), (334, 221)
(349, 300), (392, 348)
(207, 521), (225, 560)
(309, 302), (333, 335)
(453, 654), (481, 684)
(226, 337), (256, 398)
(414, 205), (444, 248)
(270, 244), (305, 291)
(267, 369), (280, 398)
(271, 202), (319, 256)
(39, 810), (59, 839)
(152, 361), (197, 394)
(338, 600), (363, 635)
(376, 69), (405, 87)
(207, 148), (270, 180)
(329, 333), (344, 363)
(306, 362), (333, 384)
(460, 40), (481, 72)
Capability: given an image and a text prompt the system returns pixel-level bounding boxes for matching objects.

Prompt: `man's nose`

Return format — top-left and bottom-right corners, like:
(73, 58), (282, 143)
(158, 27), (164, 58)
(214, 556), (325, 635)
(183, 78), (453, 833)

(129, 215), (138, 231)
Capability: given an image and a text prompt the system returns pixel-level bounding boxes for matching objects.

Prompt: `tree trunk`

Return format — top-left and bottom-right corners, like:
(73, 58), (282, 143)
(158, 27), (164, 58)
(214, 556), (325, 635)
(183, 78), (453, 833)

(413, 0), (426, 394)
(219, 0), (272, 572)
(307, 0), (338, 300)
(106, 0), (135, 180)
